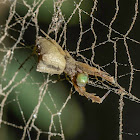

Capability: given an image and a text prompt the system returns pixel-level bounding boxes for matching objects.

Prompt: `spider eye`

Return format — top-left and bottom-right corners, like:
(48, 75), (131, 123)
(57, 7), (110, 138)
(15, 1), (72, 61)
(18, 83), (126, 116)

(33, 45), (41, 56)
(76, 73), (88, 87)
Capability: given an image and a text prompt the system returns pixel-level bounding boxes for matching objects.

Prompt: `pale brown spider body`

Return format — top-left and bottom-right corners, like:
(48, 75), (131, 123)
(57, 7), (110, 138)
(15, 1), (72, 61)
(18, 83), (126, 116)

(36, 34), (119, 103)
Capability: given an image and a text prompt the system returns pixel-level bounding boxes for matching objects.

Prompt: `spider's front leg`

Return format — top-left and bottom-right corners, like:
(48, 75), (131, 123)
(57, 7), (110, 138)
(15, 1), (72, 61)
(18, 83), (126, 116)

(71, 76), (110, 104)
(76, 62), (115, 85)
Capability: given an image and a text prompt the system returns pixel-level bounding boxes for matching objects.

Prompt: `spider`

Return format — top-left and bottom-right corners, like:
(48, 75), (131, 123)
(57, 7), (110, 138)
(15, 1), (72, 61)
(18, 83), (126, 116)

(35, 33), (117, 104)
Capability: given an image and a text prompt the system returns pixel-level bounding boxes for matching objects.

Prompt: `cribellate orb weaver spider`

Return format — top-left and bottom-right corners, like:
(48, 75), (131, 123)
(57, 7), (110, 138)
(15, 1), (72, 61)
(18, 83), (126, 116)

(35, 31), (140, 104)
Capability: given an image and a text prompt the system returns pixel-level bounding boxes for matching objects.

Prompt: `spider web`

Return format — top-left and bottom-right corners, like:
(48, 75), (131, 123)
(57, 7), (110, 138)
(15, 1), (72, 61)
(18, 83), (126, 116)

(0, 0), (140, 140)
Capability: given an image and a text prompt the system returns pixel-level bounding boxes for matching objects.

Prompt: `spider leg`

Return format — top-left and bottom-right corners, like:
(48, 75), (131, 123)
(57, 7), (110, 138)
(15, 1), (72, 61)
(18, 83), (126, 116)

(76, 62), (115, 85)
(72, 79), (110, 103)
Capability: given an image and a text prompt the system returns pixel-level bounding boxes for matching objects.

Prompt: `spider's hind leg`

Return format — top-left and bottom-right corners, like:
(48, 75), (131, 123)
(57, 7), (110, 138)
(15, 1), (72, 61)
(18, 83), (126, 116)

(72, 79), (110, 103)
